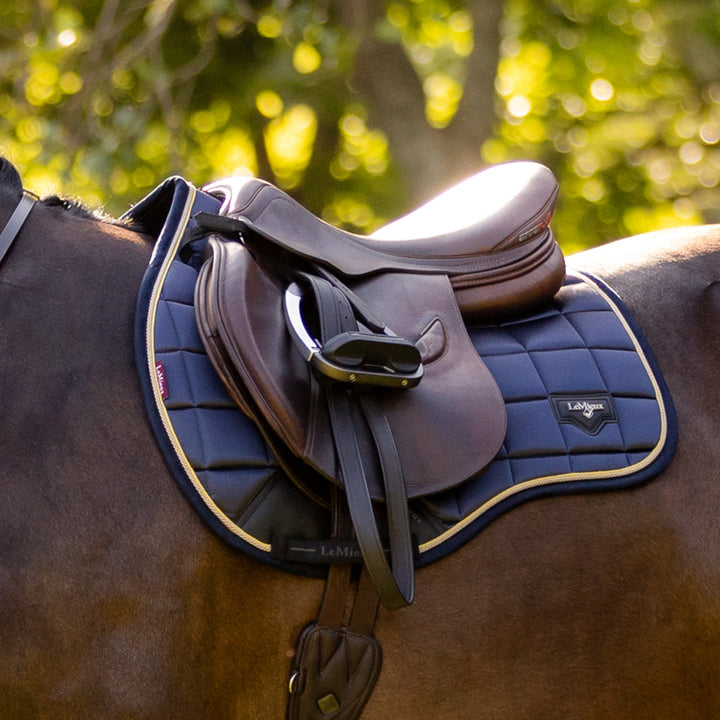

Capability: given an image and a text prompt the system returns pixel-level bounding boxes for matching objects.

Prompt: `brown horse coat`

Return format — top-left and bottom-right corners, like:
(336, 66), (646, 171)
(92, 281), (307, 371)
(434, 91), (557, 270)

(2, 159), (720, 718)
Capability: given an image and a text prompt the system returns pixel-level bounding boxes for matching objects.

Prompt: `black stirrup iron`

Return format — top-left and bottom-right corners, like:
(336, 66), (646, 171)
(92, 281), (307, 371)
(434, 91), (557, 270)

(283, 278), (423, 389)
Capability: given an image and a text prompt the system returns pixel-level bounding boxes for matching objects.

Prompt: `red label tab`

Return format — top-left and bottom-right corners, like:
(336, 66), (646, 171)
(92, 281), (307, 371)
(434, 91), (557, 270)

(155, 360), (169, 400)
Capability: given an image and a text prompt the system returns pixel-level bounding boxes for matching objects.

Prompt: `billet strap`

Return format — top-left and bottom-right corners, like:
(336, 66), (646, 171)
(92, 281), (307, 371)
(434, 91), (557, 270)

(317, 488), (355, 628)
(316, 490), (382, 632)
(0, 191), (36, 266)
(348, 566), (383, 635)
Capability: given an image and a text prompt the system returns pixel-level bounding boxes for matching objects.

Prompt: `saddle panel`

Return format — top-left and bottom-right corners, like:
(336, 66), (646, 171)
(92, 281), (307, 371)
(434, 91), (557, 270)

(195, 237), (507, 501)
(203, 162), (565, 320)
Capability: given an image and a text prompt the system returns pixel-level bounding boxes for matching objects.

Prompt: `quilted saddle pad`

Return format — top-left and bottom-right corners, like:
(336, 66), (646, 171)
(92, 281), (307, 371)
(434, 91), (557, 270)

(134, 180), (677, 576)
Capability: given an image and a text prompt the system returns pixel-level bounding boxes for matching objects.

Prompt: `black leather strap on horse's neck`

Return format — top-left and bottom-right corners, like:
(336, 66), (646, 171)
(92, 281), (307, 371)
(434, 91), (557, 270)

(0, 191), (36, 266)
(303, 271), (415, 609)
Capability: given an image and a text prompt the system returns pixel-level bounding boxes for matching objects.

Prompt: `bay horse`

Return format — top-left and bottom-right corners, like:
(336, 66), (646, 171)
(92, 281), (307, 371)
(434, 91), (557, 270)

(1, 155), (719, 719)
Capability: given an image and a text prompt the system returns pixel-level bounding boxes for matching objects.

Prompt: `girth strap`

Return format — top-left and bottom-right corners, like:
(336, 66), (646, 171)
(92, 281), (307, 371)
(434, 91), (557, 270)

(288, 492), (383, 720)
(0, 191), (36, 266)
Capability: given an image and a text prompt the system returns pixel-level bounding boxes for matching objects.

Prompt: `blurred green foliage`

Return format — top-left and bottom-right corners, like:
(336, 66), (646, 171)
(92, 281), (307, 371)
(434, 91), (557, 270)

(1, 0), (719, 250)
(486, 0), (720, 249)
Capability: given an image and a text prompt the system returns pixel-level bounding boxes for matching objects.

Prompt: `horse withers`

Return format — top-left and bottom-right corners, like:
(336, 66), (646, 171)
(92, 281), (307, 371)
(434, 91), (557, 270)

(1, 156), (719, 719)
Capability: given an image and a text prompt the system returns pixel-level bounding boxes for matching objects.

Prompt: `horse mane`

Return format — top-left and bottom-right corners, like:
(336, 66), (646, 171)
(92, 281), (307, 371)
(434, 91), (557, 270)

(0, 157), (144, 230)
(0, 157), (23, 201)
(38, 193), (116, 223)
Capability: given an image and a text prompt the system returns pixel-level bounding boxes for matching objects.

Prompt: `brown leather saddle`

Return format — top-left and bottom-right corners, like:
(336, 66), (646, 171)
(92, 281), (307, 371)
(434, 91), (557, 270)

(201, 160), (563, 321)
(193, 162), (565, 718)
(194, 162), (564, 608)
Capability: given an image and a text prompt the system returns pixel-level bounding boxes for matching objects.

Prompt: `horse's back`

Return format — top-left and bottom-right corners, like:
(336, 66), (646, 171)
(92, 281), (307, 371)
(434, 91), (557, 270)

(4, 202), (720, 719)
(365, 225), (720, 719)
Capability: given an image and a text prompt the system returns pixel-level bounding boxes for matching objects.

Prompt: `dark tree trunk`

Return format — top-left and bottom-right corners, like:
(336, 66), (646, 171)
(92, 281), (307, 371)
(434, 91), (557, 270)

(340, 0), (505, 209)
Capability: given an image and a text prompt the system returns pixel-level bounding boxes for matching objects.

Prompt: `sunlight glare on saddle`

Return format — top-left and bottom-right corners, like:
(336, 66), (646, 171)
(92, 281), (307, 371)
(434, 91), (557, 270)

(372, 163), (534, 240)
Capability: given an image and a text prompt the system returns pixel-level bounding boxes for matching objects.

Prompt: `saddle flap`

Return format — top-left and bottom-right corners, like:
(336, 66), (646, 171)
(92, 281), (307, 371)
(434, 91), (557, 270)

(195, 238), (507, 501)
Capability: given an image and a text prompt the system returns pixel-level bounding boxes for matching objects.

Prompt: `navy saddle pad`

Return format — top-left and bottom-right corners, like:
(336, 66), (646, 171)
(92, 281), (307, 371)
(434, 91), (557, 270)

(133, 178), (677, 576)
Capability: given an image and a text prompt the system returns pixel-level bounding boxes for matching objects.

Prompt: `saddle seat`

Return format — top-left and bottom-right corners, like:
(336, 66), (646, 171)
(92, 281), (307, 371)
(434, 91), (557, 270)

(203, 161), (564, 320)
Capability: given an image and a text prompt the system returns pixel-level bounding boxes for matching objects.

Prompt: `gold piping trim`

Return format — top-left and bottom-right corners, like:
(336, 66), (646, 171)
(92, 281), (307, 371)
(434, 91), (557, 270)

(418, 270), (669, 554)
(144, 186), (271, 553)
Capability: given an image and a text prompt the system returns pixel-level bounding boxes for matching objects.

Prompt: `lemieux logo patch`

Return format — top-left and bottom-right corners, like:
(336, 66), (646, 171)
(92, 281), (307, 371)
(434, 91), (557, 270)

(551, 393), (617, 435)
(155, 360), (169, 400)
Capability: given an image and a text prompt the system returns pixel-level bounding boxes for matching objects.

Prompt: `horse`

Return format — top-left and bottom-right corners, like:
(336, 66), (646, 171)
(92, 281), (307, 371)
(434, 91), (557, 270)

(1, 154), (719, 719)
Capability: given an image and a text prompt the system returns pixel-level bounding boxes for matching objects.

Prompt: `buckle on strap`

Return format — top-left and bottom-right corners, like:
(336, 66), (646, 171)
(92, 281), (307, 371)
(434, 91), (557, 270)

(283, 282), (423, 389)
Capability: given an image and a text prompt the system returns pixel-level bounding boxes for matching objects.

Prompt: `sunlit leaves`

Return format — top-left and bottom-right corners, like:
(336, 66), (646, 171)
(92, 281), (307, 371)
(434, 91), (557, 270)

(256, 91), (284, 119)
(331, 112), (389, 180)
(385, 1), (473, 126)
(424, 72), (463, 127)
(264, 105), (317, 189)
(292, 42), (322, 74)
(322, 194), (376, 231)
(24, 61), (62, 106)
(257, 13), (283, 39)
(2, 0), (720, 244)
(199, 128), (257, 179)
(487, 0), (720, 248)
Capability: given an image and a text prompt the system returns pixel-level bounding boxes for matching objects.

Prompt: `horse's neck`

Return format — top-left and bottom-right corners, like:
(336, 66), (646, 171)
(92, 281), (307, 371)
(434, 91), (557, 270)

(1, 200), (152, 305)
(0, 199), (154, 471)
